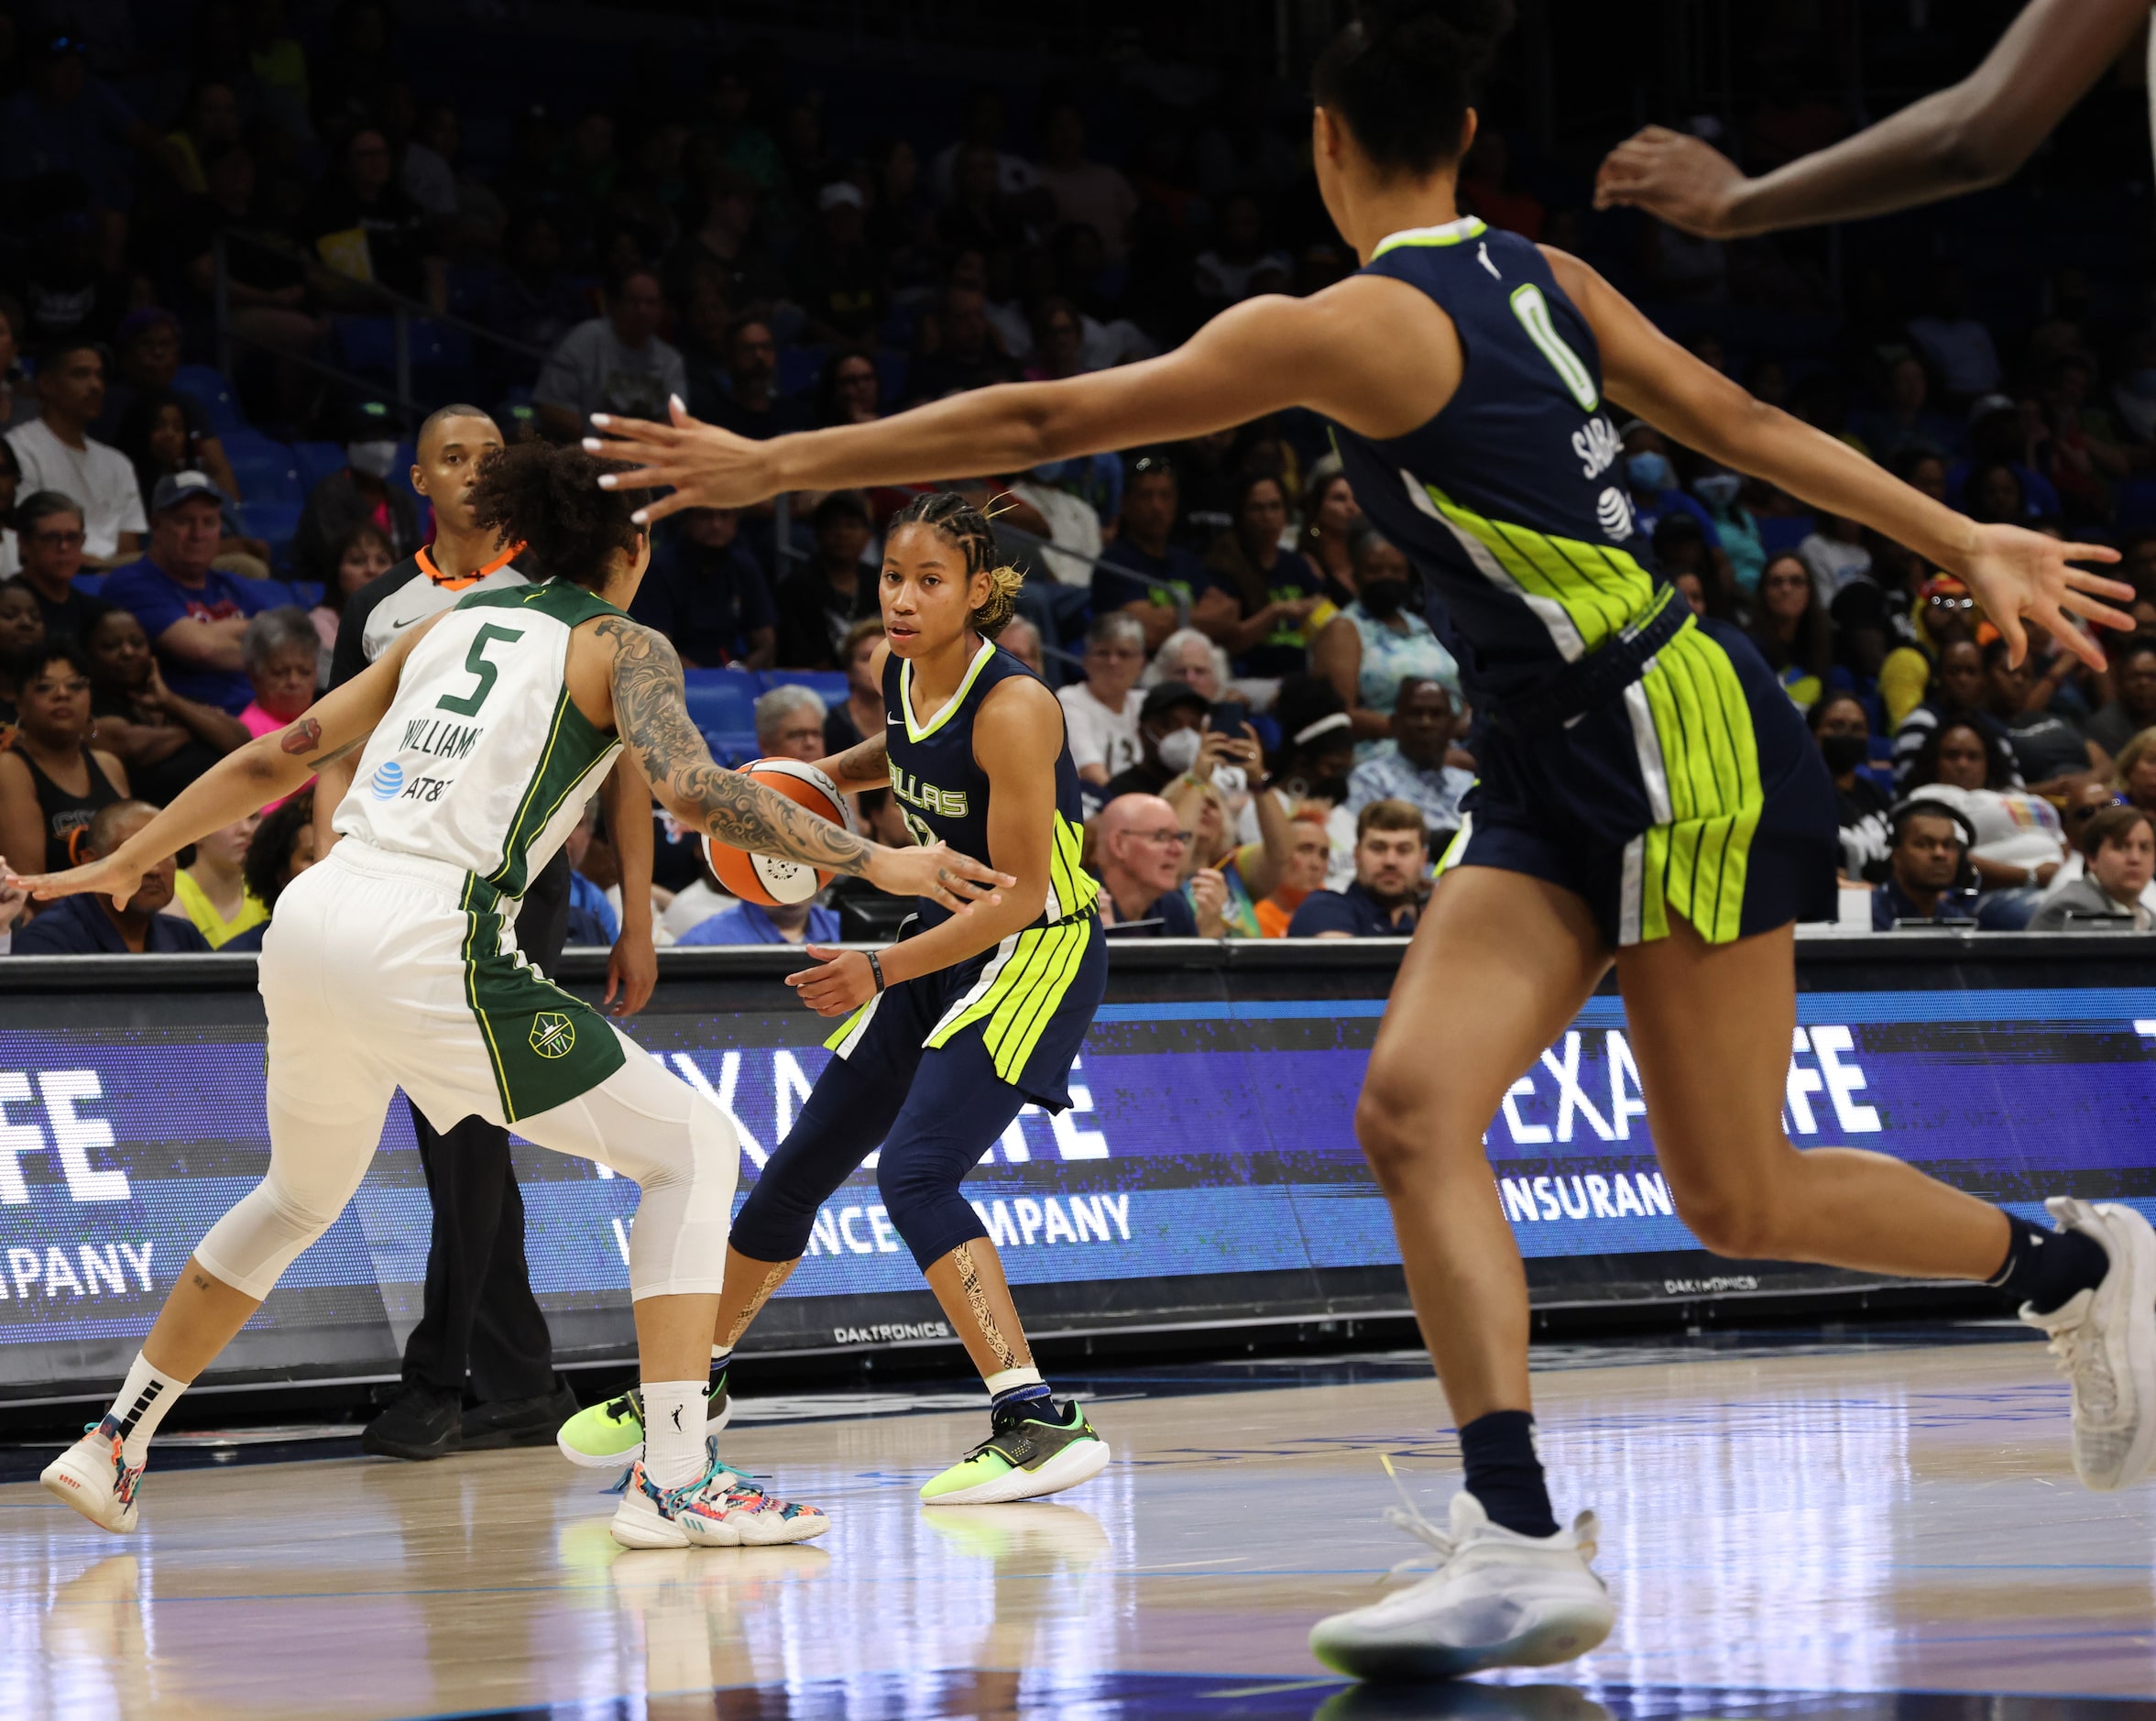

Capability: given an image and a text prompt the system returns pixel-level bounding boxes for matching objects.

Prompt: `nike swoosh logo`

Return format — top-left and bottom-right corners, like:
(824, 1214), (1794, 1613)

(389, 615), (422, 631)
(886, 715), (902, 725)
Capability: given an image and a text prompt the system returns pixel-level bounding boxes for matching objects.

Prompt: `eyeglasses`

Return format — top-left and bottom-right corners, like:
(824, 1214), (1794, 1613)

(28, 529), (84, 547)
(1136, 828), (1193, 847)
(2067, 794), (2132, 821)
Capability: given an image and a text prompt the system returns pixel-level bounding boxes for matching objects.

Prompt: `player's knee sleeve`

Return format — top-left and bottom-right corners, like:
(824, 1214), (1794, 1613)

(876, 1149), (988, 1274)
(194, 1092), (379, 1299)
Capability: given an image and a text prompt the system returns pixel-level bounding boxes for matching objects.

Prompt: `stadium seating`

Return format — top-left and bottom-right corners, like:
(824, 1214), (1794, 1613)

(172, 365), (246, 435)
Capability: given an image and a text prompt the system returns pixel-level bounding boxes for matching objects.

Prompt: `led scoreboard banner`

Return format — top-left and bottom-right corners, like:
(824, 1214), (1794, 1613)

(2, 935), (2153, 1402)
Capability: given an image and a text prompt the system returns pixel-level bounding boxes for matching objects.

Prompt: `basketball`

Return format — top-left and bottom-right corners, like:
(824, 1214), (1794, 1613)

(703, 757), (857, 906)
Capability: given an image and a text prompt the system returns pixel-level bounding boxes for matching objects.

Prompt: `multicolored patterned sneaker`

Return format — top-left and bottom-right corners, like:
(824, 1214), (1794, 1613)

(608, 1452), (828, 1550)
(919, 1398), (1110, 1505)
(41, 1417), (146, 1534)
(557, 1372), (732, 1470)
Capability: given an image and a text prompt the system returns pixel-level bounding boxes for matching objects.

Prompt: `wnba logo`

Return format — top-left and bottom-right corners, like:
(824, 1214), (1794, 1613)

(368, 761), (406, 801)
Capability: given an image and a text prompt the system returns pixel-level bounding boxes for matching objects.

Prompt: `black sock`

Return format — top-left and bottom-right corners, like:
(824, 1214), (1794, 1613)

(1458, 1409), (1559, 1539)
(1990, 1211), (2109, 1315)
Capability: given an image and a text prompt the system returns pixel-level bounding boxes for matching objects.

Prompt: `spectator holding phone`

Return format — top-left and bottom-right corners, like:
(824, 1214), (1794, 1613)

(1100, 681), (1209, 803)
(1310, 521), (1457, 751)
(1287, 800), (1427, 937)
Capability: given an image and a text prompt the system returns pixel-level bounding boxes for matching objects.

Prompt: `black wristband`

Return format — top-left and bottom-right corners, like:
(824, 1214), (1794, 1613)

(866, 949), (886, 993)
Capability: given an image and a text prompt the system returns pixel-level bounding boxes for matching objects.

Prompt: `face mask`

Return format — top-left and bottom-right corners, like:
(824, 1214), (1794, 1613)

(1694, 472), (1741, 510)
(1625, 452), (1672, 491)
(1155, 727), (1202, 773)
(347, 439), (400, 479)
(1819, 733), (1869, 774)
(1359, 578), (1410, 619)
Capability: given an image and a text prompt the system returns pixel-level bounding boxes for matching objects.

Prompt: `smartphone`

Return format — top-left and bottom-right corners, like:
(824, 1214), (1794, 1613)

(1209, 701), (1252, 734)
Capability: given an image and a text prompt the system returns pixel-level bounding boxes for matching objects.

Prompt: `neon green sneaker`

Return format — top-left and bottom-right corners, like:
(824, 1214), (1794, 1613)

(918, 1398), (1110, 1505)
(554, 1372), (732, 1470)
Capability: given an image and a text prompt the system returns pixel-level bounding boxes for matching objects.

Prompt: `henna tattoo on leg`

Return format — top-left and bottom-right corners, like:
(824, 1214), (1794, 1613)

(951, 1242), (1019, 1369)
(722, 1259), (794, 1348)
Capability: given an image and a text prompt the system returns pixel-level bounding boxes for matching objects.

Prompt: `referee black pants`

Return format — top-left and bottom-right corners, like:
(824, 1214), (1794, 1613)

(399, 849), (573, 1403)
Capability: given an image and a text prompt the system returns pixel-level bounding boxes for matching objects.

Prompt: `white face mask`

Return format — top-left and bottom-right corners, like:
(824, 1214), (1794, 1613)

(347, 440), (400, 479)
(1155, 727), (1203, 773)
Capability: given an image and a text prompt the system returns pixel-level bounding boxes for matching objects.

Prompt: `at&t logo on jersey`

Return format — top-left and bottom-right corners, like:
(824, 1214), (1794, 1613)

(368, 761), (406, 800)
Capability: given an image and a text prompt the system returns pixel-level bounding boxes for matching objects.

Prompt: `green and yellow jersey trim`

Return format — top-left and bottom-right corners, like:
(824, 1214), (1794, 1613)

(1371, 216), (1488, 258)
(899, 639), (999, 744)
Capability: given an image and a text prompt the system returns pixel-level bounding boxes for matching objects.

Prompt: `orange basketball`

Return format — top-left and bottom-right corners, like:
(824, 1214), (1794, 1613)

(704, 758), (857, 906)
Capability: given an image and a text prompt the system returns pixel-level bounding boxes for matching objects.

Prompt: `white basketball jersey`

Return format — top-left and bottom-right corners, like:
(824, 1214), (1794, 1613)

(334, 580), (624, 897)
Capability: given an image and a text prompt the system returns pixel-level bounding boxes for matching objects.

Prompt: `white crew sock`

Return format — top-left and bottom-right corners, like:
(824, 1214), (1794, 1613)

(710, 1344), (732, 1372)
(641, 1381), (706, 1490)
(983, 1365), (1043, 1400)
(108, 1354), (189, 1467)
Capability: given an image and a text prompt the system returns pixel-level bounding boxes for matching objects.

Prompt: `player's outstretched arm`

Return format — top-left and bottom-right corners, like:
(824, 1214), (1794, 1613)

(580, 280), (1457, 521)
(594, 616), (1011, 914)
(5, 627), (420, 910)
(1550, 247), (2134, 670)
(1592, 0), (2148, 236)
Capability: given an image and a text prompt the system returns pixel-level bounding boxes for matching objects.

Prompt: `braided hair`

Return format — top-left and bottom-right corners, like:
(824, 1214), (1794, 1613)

(888, 490), (1024, 638)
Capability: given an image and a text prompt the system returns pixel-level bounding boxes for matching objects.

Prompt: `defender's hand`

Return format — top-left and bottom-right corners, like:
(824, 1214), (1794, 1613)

(785, 946), (877, 1016)
(604, 926), (657, 1018)
(5, 853), (144, 915)
(864, 840), (1012, 914)
(1593, 126), (1751, 237)
(1954, 525), (2130, 670)
(586, 399), (776, 524)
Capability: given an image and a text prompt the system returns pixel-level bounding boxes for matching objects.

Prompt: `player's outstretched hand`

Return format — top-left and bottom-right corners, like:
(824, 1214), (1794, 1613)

(1956, 526), (2132, 670)
(584, 397), (771, 525)
(4, 853), (143, 914)
(786, 947), (877, 1016)
(865, 840), (1012, 915)
(1593, 126), (1749, 237)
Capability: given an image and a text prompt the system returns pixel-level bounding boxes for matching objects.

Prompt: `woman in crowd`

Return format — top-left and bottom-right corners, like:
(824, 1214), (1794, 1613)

(1904, 717), (2069, 926)
(170, 810), (266, 948)
(310, 522), (396, 674)
(1144, 628), (1231, 702)
(820, 618), (889, 754)
(1060, 613), (1148, 788)
(0, 440), (22, 576)
(0, 641), (129, 875)
(84, 607), (248, 806)
(1747, 551), (1835, 709)
(1797, 506), (1873, 605)
(1810, 693), (1891, 881)
(0, 579), (44, 729)
(2030, 805), (2156, 931)
(815, 345), (883, 429)
(1312, 520), (1459, 751)
(237, 608), (325, 742)
(1298, 457), (1363, 603)
(2112, 727), (2156, 817)
(1694, 466), (1764, 597)
(218, 790), (318, 954)
(1194, 470), (1323, 677)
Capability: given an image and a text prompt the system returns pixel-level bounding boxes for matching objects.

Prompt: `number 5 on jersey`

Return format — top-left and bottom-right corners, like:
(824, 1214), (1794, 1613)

(437, 623), (525, 717)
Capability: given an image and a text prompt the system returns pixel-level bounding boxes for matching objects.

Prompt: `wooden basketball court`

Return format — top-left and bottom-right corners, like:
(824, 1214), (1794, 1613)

(5, 1328), (2151, 1719)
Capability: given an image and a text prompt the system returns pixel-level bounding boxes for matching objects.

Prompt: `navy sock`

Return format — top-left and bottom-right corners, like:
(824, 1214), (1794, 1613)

(1458, 1409), (1559, 1539)
(1991, 1211), (2109, 1315)
(990, 1380), (1054, 1418)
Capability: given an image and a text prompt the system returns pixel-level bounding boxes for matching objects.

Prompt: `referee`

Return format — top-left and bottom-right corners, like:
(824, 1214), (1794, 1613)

(316, 403), (657, 1458)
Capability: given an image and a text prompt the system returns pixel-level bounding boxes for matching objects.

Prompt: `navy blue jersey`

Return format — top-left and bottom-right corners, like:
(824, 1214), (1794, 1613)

(883, 639), (1097, 928)
(1329, 218), (1662, 707)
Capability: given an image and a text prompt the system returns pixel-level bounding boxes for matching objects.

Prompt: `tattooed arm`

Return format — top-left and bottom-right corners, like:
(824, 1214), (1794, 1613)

(594, 617), (1009, 913)
(812, 731), (888, 794)
(5, 617), (432, 907)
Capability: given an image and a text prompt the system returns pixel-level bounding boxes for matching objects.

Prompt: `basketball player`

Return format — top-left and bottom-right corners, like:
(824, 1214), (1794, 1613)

(20, 442), (1008, 1550)
(319, 403), (651, 1462)
(584, 0), (2147, 1674)
(557, 490), (1111, 1507)
(1594, 0), (2151, 238)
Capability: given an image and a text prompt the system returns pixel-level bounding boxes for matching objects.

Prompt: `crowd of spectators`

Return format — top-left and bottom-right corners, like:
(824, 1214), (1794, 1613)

(5, 8), (2156, 949)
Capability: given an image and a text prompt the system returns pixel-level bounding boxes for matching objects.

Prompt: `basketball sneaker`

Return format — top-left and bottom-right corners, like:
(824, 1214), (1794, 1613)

(608, 1450), (827, 1551)
(1308, 1490), (1614, 1681)
(918, 1398), (1110, 1505)
(2020, 1196), (2156, 1491)
(41, 1417), (146, 1535)
(557, 1372), (731, 1470)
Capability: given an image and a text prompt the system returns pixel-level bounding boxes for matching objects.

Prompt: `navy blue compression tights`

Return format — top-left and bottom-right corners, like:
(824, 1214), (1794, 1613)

(730, 1032), (1023, 1272)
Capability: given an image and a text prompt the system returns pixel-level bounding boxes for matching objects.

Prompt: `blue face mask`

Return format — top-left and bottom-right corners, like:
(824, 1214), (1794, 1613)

(1626, 452), (1673, 491)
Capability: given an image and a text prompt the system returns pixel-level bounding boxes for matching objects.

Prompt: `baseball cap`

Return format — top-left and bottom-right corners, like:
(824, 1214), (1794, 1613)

(1140, 682), (1209, 724)
(818, 181), (865, 213)
(150, 470), (232, 514)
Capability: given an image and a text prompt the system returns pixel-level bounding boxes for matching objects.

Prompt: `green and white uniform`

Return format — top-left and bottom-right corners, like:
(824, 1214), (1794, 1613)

(192, 579), (738, 1308)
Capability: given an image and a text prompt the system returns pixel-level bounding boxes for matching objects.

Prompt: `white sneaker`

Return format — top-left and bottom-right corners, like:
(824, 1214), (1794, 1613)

(1309, 1490), (1614, 1682)
(40, 1418), (145, 1535)
(608, 1452), (829, 1551)
(2020, 1197), (2156, 1491)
